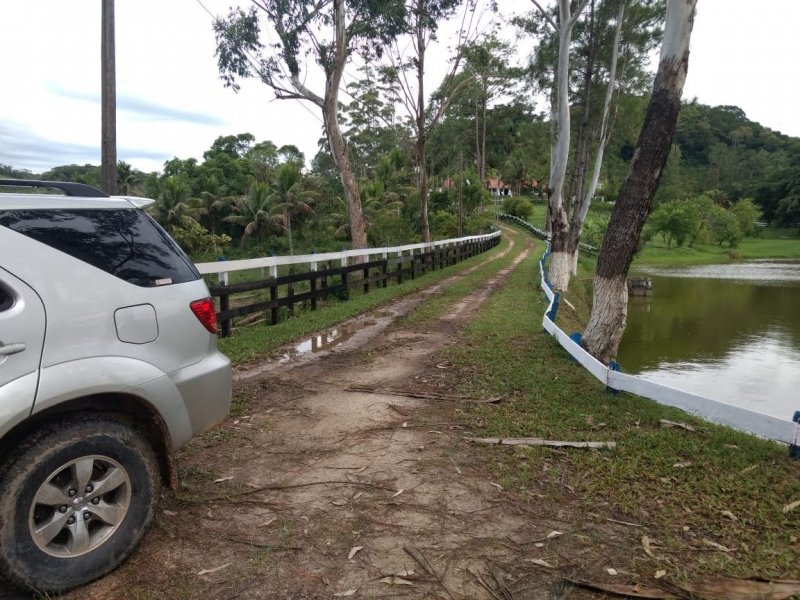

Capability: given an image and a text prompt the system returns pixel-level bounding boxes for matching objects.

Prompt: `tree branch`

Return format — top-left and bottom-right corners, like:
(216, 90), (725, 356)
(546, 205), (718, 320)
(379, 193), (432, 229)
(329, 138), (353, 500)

(529, 0), (557, 31)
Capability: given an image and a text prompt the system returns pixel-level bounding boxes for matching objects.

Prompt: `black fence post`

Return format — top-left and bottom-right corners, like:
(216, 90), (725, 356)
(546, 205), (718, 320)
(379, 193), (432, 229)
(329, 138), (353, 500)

(270, 280), (278, 325)
(219, 292), (230, 337)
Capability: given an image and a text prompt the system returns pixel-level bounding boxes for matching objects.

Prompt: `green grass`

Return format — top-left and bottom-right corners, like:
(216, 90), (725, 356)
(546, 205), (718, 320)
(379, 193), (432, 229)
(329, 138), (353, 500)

(636, 232), (800, 266)
(217, 237), (510, 365)
(440, 240), (800, 577)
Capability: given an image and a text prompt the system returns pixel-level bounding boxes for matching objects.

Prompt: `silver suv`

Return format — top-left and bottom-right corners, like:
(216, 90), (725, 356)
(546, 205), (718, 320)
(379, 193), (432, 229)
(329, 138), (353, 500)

(0, 179), (232, 593)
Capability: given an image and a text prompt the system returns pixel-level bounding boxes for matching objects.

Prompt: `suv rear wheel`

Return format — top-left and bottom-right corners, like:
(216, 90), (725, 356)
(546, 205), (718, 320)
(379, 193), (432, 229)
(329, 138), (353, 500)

(0, 417), (160, 593)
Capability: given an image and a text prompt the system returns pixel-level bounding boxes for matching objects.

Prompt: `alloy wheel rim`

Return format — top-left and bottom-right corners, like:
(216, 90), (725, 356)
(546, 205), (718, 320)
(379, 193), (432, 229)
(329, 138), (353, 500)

(28, 455), (132, 558)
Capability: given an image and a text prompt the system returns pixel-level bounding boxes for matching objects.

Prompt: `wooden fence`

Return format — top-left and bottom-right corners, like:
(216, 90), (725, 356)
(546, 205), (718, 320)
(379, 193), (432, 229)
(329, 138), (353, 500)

(199, 232), (501, 337)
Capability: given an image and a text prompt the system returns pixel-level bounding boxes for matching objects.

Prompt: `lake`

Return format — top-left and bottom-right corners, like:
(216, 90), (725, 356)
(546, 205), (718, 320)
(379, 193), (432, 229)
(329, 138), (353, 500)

(616, 261), (800, 420)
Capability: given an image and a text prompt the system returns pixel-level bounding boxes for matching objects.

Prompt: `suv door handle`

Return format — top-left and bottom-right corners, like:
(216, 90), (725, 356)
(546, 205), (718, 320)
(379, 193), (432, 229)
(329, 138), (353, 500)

(0, 343), (26, 356)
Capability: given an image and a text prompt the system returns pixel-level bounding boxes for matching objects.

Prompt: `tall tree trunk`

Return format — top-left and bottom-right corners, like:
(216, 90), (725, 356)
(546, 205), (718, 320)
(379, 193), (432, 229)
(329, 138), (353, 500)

(286, 210), (293, 255)
(545, 0), (586, 292)
(569, 0), (626, 276)
(324, 102), (367, 250)
(567, 0), (595, 221)
(418, 136), (431, 242)
(583, 0), (697, 363)
(415, 0), (432, 243)
(101, 0), (117, 195)
(475, 100), (482, 183)
(481, 94), (488, 186)
(323, 0), (367, 251)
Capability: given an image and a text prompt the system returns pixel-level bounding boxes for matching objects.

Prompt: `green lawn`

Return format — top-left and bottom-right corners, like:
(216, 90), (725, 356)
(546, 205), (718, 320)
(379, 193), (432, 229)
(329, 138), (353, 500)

(435, 229), (800, 578)
(635, 231), (800, 266)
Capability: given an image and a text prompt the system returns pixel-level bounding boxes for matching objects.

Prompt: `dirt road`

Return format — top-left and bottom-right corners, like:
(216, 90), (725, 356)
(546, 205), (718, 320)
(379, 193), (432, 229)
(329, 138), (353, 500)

(47, 228), (591, 599)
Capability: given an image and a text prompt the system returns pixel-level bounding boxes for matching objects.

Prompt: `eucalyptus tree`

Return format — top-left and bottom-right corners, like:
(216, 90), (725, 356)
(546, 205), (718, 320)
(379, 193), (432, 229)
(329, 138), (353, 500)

(380, 0), (482, 242)
(213, 0), (406, 251)
(529, 0), (590, 291)
(582, 0), (697, 362)
(462, 34), (521, 185)
(565, 0), (663, 274)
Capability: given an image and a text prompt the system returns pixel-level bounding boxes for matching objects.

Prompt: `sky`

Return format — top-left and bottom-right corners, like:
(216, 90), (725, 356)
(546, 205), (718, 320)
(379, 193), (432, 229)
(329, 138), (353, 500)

(1, 1), (799, 174)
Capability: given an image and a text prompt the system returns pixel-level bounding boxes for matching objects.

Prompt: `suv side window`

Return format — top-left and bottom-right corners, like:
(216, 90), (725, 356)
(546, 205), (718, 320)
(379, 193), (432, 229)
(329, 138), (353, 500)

(0, 209), (200, 287)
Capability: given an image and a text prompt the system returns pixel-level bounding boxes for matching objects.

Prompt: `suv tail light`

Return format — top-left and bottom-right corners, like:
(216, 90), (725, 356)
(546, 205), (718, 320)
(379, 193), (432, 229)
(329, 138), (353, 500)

(190, 298), (218, 334)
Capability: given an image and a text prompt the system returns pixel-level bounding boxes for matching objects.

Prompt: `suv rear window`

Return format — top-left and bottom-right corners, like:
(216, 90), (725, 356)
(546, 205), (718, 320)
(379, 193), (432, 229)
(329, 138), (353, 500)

(0, 285), (11, 311)
(0, 208), (200, 287)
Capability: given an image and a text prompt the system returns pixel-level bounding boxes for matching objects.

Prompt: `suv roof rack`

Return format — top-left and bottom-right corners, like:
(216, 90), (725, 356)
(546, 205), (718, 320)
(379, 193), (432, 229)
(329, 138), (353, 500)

(0, 179), (109, 198)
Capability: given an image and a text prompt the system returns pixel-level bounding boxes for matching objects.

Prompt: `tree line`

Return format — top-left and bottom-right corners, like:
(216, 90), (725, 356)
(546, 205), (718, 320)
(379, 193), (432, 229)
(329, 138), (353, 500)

(3, 0), (797, 362)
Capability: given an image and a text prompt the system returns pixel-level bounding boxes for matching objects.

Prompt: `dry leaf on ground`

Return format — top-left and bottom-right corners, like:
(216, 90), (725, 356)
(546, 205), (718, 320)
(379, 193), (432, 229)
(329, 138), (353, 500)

(703, 539), (733, 552)
(782, 499), (800, 513)
(642, 535), (655, 557)
(380, 576), (414, 585)
(527, 558), (554, 568)
(197, 563), (231, 576)
(333, 590), (357, 597)
(348, 546), (363, 560)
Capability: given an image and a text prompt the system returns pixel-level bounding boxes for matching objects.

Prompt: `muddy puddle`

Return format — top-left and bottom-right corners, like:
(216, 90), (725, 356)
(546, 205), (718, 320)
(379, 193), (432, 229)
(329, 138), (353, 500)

(281, 319), (378, 360)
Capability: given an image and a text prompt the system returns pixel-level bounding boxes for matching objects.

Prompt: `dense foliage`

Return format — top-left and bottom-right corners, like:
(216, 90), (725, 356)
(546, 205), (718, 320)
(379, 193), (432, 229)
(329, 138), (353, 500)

(3, 1), (799, 260)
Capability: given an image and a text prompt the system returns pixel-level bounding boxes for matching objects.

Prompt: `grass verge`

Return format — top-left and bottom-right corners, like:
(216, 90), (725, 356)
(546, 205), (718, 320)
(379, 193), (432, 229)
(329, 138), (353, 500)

(635, 232), (800, 266)
(440, 243), (800, 578)
(218, 236), (510, 366)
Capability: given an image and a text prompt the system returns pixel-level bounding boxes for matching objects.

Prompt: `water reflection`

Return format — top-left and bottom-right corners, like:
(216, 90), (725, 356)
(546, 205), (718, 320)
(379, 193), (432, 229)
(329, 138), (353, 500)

(617, 262), (800, 420)
(279, 319), (378, 363)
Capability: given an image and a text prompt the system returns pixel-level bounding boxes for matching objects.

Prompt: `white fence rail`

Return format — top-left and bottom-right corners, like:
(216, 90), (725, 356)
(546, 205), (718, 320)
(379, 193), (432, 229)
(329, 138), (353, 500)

(196, 230), (502, 284)
(536, 243), (800, 451)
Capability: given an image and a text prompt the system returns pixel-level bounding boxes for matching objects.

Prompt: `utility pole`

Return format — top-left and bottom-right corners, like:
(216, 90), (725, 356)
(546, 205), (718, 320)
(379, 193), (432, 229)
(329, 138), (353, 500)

(101, 0), (117, 195)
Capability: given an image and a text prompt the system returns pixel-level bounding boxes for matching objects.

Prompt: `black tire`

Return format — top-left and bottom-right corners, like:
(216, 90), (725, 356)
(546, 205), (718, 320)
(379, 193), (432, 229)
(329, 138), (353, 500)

(0, 417), (160, 594)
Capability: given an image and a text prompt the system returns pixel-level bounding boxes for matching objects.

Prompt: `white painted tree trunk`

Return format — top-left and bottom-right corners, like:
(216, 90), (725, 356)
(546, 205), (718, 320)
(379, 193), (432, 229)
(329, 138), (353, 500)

(571, 246), (579, 276)
(549, 250), (573, 291)
(583, 0), (697, 363)
(583, 274), (629, 361)
(542, 0), (587, 291)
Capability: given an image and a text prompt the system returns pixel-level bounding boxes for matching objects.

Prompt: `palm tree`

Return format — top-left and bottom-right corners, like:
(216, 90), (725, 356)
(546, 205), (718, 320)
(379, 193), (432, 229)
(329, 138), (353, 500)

(194, 177), (235, 234)
(225, 182), (279, 245)
(154, 176), (195, 227)
(270, 163), (317, 255)
(116, 161), (142, 195)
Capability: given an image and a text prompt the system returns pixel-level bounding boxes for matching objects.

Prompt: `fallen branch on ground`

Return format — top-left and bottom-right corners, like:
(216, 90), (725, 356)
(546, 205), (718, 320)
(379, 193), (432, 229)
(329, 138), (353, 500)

(659, 419), (697, 432)
(200, 480), (397, 503)
(466, 437), (616, 450)
(345, 384), (503, 404)
(403, 545), (453, 599)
